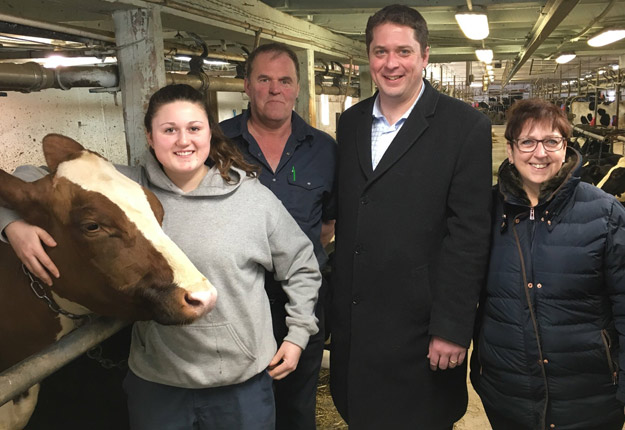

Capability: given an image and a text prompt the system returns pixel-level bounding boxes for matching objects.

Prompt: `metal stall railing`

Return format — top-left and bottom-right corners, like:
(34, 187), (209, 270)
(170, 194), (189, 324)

(0, 316), (128, 407)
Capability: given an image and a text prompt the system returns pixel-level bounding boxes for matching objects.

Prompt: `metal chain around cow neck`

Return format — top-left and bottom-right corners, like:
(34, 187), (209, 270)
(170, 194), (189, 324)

(22, 264), (91, 321)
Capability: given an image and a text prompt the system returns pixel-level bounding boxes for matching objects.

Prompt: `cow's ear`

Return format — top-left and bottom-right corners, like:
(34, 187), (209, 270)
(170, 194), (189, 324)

(43, 134), (85, 172)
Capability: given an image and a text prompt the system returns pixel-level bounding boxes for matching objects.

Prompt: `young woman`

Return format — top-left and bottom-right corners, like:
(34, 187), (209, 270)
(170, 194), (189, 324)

(1, 84), (321, 430)
(471, 98), (625, 430)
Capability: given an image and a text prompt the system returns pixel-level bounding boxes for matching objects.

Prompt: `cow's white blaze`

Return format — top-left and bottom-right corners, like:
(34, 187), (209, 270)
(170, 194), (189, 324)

(56, 152), (213, 294)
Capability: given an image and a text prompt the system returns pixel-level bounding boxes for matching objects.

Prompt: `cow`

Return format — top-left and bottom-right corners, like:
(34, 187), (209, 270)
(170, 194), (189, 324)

(598, 157), (625, 203)
(0, 134), (217, 429)
(570, 100), (625, 127)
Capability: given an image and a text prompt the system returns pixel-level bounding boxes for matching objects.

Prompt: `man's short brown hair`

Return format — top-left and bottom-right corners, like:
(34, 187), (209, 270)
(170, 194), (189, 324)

(365, 4), (429, 56)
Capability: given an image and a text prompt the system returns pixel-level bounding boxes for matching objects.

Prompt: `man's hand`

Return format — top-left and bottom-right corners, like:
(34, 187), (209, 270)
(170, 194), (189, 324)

(320, 220), (336, 247)
(267, 340), (303, 380)
(427, 336), (466, 371)
(4, 220), (59, 286)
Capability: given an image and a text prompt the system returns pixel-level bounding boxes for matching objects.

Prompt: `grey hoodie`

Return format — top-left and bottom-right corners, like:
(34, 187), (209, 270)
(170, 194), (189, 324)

(1, 154), (321, 389)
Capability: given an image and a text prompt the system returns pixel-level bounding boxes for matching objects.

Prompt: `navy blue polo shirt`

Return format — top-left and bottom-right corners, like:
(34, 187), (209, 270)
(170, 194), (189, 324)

(220, 109), (336, 268)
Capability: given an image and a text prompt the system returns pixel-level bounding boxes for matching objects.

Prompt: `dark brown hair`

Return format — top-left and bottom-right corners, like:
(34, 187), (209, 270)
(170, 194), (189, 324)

(504, 98), (572, 143)
(245, 43), (300, 82)
(365, 4), (429, 56)
(144, 84), (258, 181)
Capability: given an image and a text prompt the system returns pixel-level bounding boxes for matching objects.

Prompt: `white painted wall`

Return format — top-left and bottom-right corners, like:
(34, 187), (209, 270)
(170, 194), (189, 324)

(0, 89), (345, 173)
(315, 94), (358, 139)
(0, 88), (127, 172)
(217, 91), (248, 122)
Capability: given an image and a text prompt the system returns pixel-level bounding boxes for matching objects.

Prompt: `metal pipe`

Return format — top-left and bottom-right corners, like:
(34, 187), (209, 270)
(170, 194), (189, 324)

(167, 73), (245, 92)
(0, 316), (128, 407)
(572, 125), (615, 142)
(0, 63), (359, 95)
(0, 62), (119, 91)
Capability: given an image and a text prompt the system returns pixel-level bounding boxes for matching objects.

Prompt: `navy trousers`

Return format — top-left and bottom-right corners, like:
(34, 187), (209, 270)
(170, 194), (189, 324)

(266, 274), (326, 430)
(123, 370), (275, 430)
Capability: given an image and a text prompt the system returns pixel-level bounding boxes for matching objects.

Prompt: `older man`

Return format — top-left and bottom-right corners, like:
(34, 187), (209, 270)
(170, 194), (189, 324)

(220, 43), (336, 430)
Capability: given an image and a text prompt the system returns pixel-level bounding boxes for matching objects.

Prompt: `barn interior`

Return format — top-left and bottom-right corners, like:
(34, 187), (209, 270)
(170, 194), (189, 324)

(1, 1), (625, 429)
(1, 0), (625, 171)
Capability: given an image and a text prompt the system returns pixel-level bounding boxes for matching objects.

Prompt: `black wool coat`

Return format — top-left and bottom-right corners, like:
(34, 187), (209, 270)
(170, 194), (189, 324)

(330, 80), (493, 429)
(471, 148), (625, 430)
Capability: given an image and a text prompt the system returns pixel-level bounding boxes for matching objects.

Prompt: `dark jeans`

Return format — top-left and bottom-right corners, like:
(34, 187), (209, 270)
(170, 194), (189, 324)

(123, 370), (275, 430)
(267, 274), (327, 430)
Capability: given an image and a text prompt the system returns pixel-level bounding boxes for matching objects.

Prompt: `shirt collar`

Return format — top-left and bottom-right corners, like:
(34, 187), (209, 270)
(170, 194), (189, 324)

(371, 82), (425, 124)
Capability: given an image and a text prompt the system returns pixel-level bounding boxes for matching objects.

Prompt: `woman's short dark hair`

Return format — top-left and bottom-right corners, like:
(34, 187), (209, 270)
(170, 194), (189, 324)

(144, 84), (258, 181)
(504, 98), (572, 143)
(245, 43), (300, 82)
(365, 4), (429, 56)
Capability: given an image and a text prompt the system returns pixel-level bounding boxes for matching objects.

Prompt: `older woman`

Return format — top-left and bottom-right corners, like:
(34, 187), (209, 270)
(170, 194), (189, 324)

(471, 98), (625, 430)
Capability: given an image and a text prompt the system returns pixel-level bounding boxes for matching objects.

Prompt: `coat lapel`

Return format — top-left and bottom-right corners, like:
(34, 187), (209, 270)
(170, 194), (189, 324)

(355, 97), (375, 179)
(369, 81), (439, 184)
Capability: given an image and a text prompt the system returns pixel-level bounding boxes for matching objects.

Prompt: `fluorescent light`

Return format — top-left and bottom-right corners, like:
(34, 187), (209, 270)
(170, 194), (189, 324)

(455, 8), (489, 40)
(470, 81), (482, 88)
(611, 64), (620, 70)
(320, 94), (330, 126)
(555, 53), (576, 64)
(344, 96), (353, 110)
(41, 55), (116, 68)
(475, 49), (493, 64)
(588, 29), (625, 47)
(203, 59), (229, 66)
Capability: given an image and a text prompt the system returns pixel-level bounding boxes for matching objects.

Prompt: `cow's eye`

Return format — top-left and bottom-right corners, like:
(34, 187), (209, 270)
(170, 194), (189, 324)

(81, 222), (100, 233)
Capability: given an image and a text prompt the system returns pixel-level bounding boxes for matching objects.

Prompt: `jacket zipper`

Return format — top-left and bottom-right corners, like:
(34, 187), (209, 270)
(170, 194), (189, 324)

(601, 329), (618, 385)
(530, 207), (535, 220)
(512, 217), (548, 430)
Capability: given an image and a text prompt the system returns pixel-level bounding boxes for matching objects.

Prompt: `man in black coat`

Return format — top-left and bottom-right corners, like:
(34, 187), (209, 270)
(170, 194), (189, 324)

(329, 5), (492, 429)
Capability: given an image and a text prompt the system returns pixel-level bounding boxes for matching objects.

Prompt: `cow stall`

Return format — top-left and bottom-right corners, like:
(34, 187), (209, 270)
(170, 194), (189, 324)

(571, 124), (625, 202)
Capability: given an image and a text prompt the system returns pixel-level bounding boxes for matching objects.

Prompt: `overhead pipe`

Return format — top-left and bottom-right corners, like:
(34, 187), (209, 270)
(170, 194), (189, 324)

(0, 63), (118, 91)
(0, 63), (359, 96)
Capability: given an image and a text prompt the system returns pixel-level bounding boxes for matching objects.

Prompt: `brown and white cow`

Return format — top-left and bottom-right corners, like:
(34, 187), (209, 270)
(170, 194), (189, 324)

(0, 134), (217, 429)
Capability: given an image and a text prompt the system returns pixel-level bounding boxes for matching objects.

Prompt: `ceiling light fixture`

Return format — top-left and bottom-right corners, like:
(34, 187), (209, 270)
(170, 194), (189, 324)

(555, 52), (576, 64)
(41, 55), (117, 68)
(588, 28), (625, 47)
(475, 49), (493, 64)
(455, 6), (489, 40)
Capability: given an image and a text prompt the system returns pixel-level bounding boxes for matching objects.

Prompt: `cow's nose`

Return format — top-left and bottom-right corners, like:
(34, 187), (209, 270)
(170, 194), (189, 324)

(184, 288), (217, 316)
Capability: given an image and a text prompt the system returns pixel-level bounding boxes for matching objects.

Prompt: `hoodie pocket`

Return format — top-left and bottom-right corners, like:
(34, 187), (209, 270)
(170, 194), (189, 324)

(601, 329), (618, 385)
(142, 322), (259, 385)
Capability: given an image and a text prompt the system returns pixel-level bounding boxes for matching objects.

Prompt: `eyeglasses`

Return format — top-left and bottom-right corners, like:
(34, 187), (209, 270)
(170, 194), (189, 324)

(513, 136), (566, 153)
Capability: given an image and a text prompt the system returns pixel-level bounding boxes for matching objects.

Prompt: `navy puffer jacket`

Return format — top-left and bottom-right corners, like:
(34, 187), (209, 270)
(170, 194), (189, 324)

(471, 147), (625, 429)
